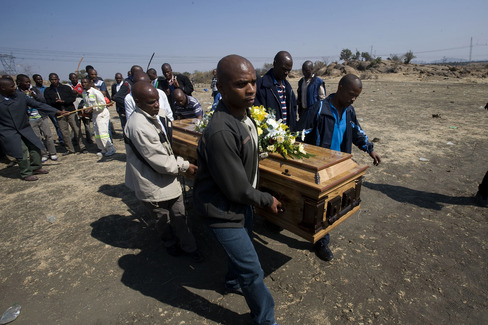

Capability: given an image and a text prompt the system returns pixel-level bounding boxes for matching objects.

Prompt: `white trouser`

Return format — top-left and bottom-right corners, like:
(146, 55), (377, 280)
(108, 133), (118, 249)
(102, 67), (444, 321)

(93, 109), (114, 152)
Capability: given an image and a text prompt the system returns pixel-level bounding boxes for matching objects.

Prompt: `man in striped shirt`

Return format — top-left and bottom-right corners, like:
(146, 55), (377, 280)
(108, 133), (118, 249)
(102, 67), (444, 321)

(255, 51), (298, 131)
(172, 88), (203, 120)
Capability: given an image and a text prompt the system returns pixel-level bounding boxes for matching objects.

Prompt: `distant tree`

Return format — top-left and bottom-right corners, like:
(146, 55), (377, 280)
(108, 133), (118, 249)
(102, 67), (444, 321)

(367, 57), (382, 69)
(361, 52), (372, 61)
(340, 49), (352, 62)
(403, 50), (415, 64)
(313, 60), (327, 72)
(352, 50), (361, 61)
(389, 54), (401, 62)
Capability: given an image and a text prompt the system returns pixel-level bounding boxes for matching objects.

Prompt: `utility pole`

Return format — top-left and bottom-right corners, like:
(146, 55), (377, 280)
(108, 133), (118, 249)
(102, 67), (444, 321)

(469, 37), (472, 62)
(0, 54), (17, 75)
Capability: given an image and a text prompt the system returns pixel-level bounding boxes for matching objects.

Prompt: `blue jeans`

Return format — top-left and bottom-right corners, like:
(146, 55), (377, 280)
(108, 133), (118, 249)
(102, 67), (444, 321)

(210, 207), (275, 325)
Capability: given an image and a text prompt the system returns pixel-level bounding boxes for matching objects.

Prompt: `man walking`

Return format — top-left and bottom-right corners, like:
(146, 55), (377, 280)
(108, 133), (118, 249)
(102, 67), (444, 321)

(193, 54), (282, 325)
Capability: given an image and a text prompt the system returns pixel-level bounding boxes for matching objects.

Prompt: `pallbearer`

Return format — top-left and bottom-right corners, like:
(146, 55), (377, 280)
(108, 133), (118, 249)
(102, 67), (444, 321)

(193, 55), (282, 325)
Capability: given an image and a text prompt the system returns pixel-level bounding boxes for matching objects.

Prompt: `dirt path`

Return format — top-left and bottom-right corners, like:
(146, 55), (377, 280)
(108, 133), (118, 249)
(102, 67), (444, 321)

(1, 77), (487, 324)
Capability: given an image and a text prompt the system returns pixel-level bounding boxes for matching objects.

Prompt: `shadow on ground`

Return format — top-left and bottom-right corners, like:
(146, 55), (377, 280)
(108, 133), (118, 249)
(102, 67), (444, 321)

(92, 183), (292, 324)
(363, 181), (474, 210)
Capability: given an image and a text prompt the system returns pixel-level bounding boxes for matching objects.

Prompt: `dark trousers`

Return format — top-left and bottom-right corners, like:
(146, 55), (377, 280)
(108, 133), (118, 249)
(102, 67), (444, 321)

(142, 194), (197, 253)
(79, 116), (93, 143)
(48, 114), (64, 144)
(58, 113), (85, 153)
(17, 137), (42, 178)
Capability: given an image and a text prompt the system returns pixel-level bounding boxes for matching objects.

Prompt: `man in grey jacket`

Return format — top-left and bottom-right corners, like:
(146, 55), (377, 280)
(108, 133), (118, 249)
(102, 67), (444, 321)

(124, 82), (202, 261)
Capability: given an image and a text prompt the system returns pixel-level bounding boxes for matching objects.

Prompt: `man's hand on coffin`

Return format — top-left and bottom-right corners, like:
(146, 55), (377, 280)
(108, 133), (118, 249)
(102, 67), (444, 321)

(186, 163), (198, 175)
(269, 197), (283, 214)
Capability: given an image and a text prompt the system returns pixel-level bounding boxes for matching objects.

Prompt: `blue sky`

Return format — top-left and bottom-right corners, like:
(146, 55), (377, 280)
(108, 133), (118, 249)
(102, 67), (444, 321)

(1, 0), (487, 80)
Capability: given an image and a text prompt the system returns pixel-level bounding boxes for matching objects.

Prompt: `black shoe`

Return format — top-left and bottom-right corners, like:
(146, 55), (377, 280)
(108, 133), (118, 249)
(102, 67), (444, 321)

(314, 241), (334, 261)
(475, 191), (488, 207)
(188, 250), (204, 263)
(80, 149), (88, 154)
(224, 285), (244, 296)
(166, 244), (183, 257)
(62, 151), (73, 156)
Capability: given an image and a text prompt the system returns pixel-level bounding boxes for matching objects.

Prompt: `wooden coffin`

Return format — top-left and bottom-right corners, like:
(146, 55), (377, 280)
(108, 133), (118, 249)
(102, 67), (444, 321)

(172, 119), (368, 243)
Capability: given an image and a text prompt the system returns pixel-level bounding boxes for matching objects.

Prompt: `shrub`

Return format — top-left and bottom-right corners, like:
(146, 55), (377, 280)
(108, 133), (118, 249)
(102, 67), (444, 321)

(403, 51), (415, 64)
(352, 50), (361, 61)
(389, 54), (402, 62)
(361, 52), (372, 61)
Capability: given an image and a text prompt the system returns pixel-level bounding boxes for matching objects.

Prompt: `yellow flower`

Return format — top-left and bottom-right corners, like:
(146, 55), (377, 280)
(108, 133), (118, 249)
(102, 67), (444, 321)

(257, 127), (263, 136)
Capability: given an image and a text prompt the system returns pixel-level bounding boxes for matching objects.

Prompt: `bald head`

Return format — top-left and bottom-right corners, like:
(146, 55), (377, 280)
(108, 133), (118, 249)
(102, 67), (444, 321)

(216, 55), (256, 114)
(132, 71), (151, 83)
(217, 54), (254, 84)
(302, 60), (313, 79)
(272, 51), (293, 81)
(335, 74), (362, 109)
(338, 74), (362, 90)
(173, 88), (187, 107)
(132, 82), (160, 116)
(130, 65), (143, 76)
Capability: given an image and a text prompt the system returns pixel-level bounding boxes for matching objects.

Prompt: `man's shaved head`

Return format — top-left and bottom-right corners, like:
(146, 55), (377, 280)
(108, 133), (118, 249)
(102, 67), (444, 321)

(216, 55), (256, 113)
(130, 65), (143, 76)
(338, 74), (362, 90)
(274, 51), (292, 65)
(272, 51), (293, 81)
(173, 88), (187, 107)
(216, 54), (254, 84)
(132, 71), (151, 83)
(132, 82), (159, 116)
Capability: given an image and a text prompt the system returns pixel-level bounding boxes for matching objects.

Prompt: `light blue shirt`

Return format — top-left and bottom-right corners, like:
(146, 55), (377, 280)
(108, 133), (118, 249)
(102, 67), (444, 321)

(329, 102), (347, 152)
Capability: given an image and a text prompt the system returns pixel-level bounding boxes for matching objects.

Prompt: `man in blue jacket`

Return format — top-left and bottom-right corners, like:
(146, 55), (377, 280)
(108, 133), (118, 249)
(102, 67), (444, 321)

(255, 51), (298, 131)
(297, 60), (326, 117)
(296, 74), (381, 261)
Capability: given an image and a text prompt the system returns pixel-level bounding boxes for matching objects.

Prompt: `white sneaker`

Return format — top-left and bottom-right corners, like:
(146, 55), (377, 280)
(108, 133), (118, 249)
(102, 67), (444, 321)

(104, 148), (116, 157)
(96, 151), (105, 157)
(41, 156), (48, 162)
(50, 155), (58, 161)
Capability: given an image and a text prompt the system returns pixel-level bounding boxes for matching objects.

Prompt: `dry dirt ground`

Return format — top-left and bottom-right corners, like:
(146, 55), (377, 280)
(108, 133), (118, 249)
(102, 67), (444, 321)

(0, 75), (487, 324)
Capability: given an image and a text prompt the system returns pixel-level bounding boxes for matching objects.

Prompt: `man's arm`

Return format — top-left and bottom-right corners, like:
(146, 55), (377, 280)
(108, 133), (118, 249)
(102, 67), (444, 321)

(114, 83), (130, 108)
(26, 96), (61, 115)
(350, 109), (381, 166)
(179, 75), (194, 95)
(130, 126), (188, 175)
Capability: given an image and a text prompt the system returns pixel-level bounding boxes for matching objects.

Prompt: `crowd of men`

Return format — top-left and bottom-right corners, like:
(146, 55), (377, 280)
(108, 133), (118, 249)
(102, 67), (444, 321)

(7, 50), (487, 324)
(0, 51), (385, 324)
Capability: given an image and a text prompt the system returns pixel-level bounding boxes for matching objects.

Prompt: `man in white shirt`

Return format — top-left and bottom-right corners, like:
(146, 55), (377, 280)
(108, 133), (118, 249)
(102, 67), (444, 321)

(124, 72), (173, 121)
